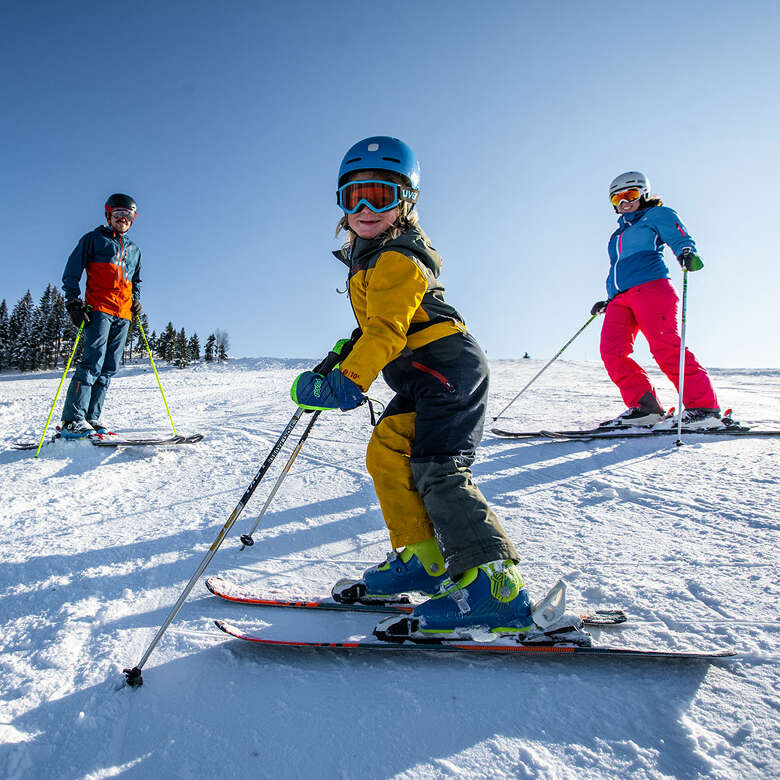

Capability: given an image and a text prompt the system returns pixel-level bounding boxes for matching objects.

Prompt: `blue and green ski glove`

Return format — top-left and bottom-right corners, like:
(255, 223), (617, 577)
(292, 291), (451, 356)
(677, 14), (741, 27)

(291, 368), (365, 411)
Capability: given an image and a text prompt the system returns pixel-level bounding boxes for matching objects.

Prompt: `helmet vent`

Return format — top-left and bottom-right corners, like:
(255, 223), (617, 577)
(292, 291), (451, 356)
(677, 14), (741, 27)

(345, 157), (361, 165)
(382, 157), (401, 163)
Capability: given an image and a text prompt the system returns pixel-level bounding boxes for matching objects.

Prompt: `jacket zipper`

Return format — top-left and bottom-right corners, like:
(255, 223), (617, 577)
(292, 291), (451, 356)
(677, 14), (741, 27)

(612, 232), (623, 292)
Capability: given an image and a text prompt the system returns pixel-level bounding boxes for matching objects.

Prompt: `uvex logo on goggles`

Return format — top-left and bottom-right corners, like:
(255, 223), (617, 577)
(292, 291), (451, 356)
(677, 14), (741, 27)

(610, 188), (642, 207)
(337, 180), (419, 214)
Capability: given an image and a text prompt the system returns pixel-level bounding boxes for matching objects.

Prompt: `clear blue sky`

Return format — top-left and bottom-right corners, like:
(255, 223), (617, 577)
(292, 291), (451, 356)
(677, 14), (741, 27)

(1, 1), (778, 367)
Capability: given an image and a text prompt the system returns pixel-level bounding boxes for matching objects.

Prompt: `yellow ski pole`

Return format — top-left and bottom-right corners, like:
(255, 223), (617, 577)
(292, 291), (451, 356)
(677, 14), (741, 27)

(136, 315), (177, 436)
(34, 317), (87, 458)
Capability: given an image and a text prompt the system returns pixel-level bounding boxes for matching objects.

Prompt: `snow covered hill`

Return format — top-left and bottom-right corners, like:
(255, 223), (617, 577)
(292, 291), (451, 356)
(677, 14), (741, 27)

(1, 358), (779, 779)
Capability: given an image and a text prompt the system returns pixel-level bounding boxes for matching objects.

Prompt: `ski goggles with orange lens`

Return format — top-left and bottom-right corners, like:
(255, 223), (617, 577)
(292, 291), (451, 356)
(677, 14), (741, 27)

(337, 180), (419, 214)
(610, 188), (642, 207)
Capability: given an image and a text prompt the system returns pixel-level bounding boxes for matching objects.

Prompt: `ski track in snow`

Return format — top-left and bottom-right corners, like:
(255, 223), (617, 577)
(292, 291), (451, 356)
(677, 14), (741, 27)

(1, 358), (779, 779)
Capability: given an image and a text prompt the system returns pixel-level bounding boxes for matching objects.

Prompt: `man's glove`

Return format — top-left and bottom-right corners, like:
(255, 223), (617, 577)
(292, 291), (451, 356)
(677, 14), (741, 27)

(290, 368), (365, 411)
(131, 298), (142, 316)
(590, 300), (608, 316)
(66, 299), (90, 327)
(678, 248), (704, 271)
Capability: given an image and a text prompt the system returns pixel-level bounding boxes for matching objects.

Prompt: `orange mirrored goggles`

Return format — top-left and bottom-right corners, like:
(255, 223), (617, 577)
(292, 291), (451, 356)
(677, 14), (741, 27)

(610, 188), (642, 207)
(337, 180), (419, 213)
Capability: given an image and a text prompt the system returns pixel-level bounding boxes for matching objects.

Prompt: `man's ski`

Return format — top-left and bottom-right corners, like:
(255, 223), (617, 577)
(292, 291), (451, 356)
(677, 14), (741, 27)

(12, 433), (204, 450)
(491, 426), (780, 440)
(204, 576), (627, 627)
(214, 620), (735, 660)
(91, 433), (204, 447)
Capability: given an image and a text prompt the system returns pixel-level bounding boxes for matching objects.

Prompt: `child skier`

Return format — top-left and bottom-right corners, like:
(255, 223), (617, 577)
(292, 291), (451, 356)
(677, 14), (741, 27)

(592, 172), (721, 429)
(291, 137), (580, 643)
(60, 194), (142, 437)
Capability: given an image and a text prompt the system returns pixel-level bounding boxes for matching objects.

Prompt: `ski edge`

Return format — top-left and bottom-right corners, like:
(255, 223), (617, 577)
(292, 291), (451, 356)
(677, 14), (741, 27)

(213, 620), (736, 660)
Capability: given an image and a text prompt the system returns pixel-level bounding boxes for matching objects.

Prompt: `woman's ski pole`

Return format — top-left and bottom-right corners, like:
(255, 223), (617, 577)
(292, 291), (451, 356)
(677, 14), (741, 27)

(239, 410), (322, 549)
(122, 347), (344, 688)
(137, 315), (177, 436)
(675, 269), (689, 447)
(493, 313), (598, 422)
(34, 315), (88, 458)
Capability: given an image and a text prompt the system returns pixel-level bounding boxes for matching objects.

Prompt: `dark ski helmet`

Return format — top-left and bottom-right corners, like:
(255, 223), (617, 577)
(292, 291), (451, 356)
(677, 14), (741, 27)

(338, 136), (420, 190)
(105, 193), (138, 223)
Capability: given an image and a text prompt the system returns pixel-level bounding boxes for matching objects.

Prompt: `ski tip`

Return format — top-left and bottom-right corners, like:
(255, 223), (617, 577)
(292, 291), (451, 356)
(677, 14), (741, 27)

(205, 576), (222, 595)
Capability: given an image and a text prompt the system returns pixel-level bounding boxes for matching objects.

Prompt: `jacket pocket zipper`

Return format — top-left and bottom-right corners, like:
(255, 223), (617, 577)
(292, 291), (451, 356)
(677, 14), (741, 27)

(412, 361), (456, 392)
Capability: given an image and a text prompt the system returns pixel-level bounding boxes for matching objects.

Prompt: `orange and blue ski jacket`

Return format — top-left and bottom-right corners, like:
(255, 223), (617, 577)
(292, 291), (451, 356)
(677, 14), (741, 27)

(62, 226), (142, 320)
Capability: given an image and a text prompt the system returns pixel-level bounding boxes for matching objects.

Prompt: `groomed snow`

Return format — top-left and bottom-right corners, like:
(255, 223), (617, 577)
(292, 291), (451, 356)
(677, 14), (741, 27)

(1, 358), (779, 779)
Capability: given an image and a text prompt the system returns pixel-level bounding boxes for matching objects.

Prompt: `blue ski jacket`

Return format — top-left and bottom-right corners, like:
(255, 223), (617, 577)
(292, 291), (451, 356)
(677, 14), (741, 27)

(605, 205), (696, 299)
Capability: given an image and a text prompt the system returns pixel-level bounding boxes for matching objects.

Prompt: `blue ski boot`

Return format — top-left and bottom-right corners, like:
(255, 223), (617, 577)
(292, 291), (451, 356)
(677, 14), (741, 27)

(374, 559), (534, 641)
(87, 419), (113, 435)
(332, 538), (447, 605)
(60, 419), (96, 440)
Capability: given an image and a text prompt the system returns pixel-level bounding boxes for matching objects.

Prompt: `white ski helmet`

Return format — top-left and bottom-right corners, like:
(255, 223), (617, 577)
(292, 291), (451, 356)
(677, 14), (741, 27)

(609, 171), (649, 199)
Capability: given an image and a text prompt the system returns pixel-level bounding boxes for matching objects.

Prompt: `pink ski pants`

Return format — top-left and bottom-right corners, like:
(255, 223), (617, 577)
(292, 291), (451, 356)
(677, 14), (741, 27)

(600, 278), (718, 410)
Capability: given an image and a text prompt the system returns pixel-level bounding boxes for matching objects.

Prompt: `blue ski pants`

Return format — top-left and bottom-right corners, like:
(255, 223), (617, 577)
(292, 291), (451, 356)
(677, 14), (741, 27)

(61, 311), (130, 423)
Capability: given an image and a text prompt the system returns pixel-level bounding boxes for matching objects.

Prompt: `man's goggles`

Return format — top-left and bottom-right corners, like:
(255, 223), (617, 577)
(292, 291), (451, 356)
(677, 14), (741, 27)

(108, 207), (137, 221)
(337, 180), (419, 214)
(610, 188), (642, 207)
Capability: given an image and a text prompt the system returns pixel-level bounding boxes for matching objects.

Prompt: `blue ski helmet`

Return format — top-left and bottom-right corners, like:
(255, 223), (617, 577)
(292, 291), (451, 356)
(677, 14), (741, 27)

(338, 136), (421, 189)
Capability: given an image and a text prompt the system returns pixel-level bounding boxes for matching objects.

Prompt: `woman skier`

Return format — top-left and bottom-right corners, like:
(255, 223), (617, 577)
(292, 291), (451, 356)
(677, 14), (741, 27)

(290, 136), (580, 643)
(592, 171), (722, 429)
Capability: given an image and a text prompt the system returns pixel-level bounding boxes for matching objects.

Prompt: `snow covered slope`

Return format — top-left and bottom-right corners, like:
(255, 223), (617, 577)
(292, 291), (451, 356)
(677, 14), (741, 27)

(1, 358), (779, 779)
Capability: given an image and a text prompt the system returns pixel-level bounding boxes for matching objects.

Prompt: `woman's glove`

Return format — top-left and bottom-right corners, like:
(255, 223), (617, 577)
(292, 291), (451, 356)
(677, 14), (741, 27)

(678, 248), (704, 271)
(590, 300), (608, 316)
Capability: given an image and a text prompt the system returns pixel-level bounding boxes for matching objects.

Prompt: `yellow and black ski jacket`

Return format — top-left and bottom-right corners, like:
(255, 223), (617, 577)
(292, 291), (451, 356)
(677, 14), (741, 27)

(335, 226), (466, 391)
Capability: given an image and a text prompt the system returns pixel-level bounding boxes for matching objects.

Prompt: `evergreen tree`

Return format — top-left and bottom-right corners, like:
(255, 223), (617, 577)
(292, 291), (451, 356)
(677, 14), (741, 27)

(9, 291), (35, 371)
(33, 285), (54, 369)
(158, 322), (176, 361)
(187, 333), (201, 362)
(46, 290), (67, 369)
(174, 328), (188, 368)
(147, 327), (157, 357)
(204, 333), (216, 363)
(0, 299), (9, 371)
